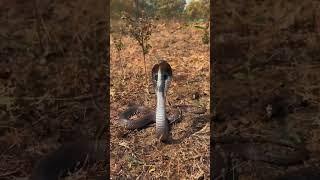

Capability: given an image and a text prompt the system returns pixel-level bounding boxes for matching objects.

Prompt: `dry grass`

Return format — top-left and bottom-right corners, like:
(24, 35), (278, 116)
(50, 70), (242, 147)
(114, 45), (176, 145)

(213, 0), (320, 179)
(0, 0), (106, 179)
(110, 21), (210, 179)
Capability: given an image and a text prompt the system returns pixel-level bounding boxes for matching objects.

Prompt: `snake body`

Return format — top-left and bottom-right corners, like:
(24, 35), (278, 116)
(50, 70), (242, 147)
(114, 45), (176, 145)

(30, 140), (105, 180)
(119, 105), (182, 129)
(30, 60), (177, 179)
(119, 60), (176, 141)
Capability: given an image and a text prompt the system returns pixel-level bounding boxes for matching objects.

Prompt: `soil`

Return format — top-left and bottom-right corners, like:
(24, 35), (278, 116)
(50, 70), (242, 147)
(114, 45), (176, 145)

(213, 0), (320, 179)
(0, 0), (107, 179)
(2, 0), (320, 179)
(110, 21), (210, 179)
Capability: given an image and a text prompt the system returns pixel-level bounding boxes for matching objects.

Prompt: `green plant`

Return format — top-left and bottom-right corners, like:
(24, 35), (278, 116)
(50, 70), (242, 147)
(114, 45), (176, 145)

(184, 0), (209, 20)
(194, 22), (210, 44)
(153, 0), (186, 18)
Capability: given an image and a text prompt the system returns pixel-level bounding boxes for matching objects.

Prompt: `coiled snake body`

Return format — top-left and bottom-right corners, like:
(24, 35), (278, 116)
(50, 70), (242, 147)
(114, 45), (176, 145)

(119, 105), (181, 130)
(31, 60), (179, 179)
(119, 60), (180, 141)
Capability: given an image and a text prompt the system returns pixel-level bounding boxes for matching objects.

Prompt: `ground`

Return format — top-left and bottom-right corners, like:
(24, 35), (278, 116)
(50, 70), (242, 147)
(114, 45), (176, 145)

(2, 0), (320, 179)
(213, 0), (320, 179)
(0, 0), (106, 179)
(110, 21), (210, 179)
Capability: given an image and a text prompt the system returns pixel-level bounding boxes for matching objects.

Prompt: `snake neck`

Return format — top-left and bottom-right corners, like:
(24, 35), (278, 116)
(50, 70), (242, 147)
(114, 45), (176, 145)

(156, 91), (166, 121)
(156, 91), (168, 140)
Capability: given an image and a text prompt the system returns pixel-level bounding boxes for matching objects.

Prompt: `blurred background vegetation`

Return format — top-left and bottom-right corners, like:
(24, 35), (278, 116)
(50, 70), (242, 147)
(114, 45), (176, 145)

(110, 0), (209, 21)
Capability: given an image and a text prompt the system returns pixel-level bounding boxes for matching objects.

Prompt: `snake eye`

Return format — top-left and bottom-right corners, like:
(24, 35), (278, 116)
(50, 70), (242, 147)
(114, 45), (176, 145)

(154, 74), (158, 81)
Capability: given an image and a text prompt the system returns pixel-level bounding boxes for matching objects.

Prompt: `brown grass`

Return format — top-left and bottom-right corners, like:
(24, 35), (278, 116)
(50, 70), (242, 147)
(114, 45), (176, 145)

(0, 0), (106, 179)
(110, 21), (210, 179)
(213, 0), (320, 179)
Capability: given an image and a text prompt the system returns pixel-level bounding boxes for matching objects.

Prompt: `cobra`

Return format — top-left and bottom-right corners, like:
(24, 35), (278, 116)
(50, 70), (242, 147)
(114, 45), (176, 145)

(30, 60), (180, 179)
(119, 60), (180, 141)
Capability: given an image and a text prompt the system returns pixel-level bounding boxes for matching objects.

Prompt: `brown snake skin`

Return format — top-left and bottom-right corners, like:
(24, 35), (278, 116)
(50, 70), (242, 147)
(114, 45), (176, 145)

(119, 105), (182, 129)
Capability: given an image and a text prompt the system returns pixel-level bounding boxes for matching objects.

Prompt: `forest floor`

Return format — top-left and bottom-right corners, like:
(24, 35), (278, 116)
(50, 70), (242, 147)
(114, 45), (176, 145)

(0, 0), (106, 179)
(110, 20), (210, 179)
(2, 0), (320, 180)
(213, 0), (320, 179)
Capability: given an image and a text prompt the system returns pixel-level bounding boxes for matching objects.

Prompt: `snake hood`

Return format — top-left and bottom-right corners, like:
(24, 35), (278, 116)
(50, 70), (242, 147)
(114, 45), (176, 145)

(31, 61), (175, 180)
(152, 60), (172, 141)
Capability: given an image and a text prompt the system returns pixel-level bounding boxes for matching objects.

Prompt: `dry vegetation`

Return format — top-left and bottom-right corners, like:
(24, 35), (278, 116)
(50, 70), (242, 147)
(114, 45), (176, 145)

(213, 0), (320, 179)
(110, 20), (210, 179)
(0, 0), (106, 179)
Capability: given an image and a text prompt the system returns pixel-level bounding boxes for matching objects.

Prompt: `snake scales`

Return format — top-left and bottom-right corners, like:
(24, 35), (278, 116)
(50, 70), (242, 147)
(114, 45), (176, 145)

(117, 60), (182, 141)
(119, 105), (182, 130)
(31, 60), (184, 179)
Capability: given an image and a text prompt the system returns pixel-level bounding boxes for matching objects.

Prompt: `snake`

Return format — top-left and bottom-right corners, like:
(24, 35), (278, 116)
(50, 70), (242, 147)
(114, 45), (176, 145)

(30, 60), (181, 179)
(119, 60), (182, 141)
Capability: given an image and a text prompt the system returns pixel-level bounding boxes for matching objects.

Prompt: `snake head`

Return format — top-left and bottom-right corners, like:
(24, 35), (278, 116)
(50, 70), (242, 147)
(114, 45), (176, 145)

(152, 60), (172, 93)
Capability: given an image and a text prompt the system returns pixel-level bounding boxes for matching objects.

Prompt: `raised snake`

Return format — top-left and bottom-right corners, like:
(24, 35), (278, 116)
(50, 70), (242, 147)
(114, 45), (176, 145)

(119, 60), (182, 141)
(30, 60), (182, 179)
